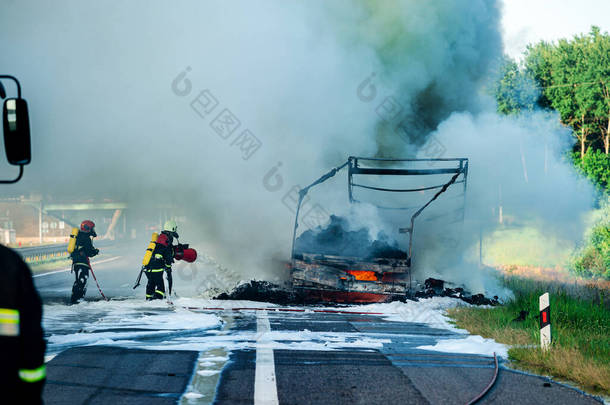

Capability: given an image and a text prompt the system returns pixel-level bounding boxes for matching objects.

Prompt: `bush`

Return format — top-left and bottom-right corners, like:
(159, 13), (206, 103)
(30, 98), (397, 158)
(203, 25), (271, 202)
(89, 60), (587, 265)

(572, 149), (610, 194)
(571, 200), (610, 279)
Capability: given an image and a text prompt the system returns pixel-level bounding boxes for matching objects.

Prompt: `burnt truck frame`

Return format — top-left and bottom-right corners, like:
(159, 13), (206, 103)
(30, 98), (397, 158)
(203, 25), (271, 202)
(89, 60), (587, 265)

(289, 156), (468, 303)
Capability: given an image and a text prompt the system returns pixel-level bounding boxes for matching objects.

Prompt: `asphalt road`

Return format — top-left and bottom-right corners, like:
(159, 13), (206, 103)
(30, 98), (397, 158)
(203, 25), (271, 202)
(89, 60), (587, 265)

(33, 248), (217, 303)
(35, 256), (603, 404)
(212, 310), (601, 405)
(34, 254), (142, 303)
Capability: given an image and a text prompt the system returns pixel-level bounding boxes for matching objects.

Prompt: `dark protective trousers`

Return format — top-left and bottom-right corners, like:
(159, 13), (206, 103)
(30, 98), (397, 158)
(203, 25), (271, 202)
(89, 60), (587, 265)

(144, 270), (165, 300)
(71, 264), (89, 303)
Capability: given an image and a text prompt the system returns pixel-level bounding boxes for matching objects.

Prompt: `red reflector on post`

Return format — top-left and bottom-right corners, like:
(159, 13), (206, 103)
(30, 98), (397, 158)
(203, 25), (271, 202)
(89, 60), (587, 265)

(542, 312), (547, 323)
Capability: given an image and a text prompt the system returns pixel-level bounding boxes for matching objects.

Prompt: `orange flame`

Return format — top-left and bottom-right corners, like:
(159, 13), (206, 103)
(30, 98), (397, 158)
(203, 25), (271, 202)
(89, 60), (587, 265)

(346, 270), (378, 281)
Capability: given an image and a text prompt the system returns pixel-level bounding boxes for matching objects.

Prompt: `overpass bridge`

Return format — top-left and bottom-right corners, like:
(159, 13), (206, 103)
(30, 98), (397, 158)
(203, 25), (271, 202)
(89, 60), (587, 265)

(0, 196), (178, 244)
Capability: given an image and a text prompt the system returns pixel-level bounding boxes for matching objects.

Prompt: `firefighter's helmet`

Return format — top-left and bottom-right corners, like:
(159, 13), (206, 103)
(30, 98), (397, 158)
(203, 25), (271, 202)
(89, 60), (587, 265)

(163, 220), (177, 233)
(80, 220), (95, 233)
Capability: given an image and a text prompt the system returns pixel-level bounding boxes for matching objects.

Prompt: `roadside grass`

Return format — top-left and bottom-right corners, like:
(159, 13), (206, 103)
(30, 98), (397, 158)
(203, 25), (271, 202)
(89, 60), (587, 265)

(498, 264), (610, 290)
(29, 258), (72, 273)
(447, 276), (610, 396)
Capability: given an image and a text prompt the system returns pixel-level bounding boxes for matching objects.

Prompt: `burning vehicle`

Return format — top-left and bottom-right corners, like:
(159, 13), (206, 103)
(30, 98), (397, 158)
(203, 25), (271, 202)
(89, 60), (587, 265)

(290, 156), (468, 303)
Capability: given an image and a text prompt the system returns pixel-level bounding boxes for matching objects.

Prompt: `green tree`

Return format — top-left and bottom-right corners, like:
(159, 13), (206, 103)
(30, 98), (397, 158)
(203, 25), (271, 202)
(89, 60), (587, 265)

(523, 41), (555, 110)
(587, 27), (610, 154)
(525, 28), (610, 158)
(494, 57), (538, 115)
(495, 27), (610, 192)
(544, 36), (590, 158)
(573, 149), (610, 194)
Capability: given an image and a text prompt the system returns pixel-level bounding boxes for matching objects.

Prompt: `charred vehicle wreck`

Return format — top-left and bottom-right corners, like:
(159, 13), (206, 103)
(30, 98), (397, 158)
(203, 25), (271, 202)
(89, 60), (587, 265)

(290, 156), (469, 303)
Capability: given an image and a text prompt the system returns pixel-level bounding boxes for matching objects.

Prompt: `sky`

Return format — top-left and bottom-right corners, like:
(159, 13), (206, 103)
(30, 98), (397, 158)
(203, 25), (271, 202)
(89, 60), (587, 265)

(501, 0), (610, 59)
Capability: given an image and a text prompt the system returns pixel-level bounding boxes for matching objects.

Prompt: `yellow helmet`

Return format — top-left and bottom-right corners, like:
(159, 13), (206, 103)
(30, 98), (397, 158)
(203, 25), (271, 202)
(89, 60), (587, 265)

(163, 219), (177, 233)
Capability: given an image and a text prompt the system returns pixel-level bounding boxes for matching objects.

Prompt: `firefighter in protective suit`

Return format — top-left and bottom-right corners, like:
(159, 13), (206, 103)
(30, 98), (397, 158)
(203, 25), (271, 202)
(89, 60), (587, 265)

(144, 220), (178, 300)
(70, 220), (99, 303)
(0, 244), (46, 403)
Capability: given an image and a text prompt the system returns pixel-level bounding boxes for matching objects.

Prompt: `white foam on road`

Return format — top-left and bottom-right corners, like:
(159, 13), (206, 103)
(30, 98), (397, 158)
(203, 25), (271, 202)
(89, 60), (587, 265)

(357, 297), (473, 331)
(176, 297), (279, 309)
(140, 334), (389, 353)
(183, 392), (204, 399)
(197, 369), (221, 376)
(417, 335), (509, 358)
(44, 299), (394, 354)
(359, 298), (509, 358)
(43, 297), (507, 360)
(44, 298), (223, 352)
(254, 310), (279, 405)
(199, 356), (229, 363)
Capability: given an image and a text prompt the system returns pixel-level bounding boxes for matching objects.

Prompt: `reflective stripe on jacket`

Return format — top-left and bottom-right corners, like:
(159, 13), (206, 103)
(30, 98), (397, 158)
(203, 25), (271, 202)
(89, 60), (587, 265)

(0, 244), (46, 396)
(0, 308), (19, 337)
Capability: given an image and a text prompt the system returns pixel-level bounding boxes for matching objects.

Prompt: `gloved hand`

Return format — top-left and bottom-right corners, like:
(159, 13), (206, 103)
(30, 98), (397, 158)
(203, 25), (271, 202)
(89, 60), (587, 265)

(93, 248), (100, 256)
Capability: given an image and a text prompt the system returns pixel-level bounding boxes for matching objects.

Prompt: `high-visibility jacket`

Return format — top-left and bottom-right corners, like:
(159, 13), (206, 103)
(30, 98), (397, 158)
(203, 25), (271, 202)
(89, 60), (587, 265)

(0, 244), (46, 403)
(145, 231), (175, 271)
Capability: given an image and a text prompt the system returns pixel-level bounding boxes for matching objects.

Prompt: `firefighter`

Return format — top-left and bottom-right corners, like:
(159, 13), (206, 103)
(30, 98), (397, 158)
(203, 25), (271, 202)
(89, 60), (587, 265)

(70, 220), (99, 303)
(144, 220), (178, 300)
(0, 244), (46, 403)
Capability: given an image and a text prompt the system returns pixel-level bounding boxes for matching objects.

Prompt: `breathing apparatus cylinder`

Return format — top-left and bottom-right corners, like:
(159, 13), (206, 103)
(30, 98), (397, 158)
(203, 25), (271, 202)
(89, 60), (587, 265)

(67, 227), (79, 253)
(142, 232), (159, 266)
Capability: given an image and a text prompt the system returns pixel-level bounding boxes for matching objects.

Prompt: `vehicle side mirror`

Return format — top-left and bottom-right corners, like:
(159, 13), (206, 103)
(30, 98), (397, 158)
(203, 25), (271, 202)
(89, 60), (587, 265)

(3, 98), (31, 165)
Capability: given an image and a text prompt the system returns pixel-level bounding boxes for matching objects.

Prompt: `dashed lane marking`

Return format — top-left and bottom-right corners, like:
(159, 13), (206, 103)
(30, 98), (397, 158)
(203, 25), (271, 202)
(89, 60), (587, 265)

(254, 310), (279, 405)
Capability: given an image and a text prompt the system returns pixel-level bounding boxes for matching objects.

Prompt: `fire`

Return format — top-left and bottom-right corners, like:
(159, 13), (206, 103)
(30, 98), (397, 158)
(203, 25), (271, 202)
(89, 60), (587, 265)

(346, 270), (378, 281)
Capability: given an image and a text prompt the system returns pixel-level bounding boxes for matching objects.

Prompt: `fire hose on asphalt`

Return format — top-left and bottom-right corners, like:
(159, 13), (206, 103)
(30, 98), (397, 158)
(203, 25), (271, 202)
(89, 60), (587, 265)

(89, 265), (109, 301)
(466, 352), (499, 404)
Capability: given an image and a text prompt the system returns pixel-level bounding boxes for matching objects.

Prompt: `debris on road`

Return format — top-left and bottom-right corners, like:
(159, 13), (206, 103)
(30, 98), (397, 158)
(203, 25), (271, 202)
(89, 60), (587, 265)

(215, 278), (499, 306)
(214, 280), (305, 305)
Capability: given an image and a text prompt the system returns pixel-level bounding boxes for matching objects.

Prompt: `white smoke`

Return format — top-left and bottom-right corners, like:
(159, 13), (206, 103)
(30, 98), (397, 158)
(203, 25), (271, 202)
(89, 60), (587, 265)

(412, 110), (594, 295)
(298, 1), (595, 296)
(0, 1), (595, 296)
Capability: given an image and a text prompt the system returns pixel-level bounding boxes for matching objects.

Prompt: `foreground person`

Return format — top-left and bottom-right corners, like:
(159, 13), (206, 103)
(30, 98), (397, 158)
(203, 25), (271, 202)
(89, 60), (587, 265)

(0, 244), (46, 404)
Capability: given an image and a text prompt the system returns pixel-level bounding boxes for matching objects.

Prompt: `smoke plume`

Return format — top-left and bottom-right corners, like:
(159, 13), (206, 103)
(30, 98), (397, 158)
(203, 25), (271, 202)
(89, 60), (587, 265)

(0, 1), (595, 296)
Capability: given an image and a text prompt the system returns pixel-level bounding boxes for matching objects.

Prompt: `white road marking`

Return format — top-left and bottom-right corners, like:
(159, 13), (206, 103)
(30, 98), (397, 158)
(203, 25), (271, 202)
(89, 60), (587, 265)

(33, 256), (122, 278)
(254, 310), (279, 405)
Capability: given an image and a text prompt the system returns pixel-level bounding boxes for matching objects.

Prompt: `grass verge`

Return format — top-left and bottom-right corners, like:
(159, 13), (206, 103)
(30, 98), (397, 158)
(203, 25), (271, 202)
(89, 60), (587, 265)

(29, 259), (72, 273)
(447, 276), (609, 396)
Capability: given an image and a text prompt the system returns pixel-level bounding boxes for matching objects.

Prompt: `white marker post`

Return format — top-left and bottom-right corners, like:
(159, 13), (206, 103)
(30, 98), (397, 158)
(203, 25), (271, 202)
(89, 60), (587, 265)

(539, 292), (551, 350)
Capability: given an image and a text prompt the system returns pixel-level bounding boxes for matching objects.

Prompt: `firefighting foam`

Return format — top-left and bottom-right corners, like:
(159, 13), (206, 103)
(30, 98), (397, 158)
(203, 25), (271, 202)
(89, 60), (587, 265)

(42, 296), (507, 356)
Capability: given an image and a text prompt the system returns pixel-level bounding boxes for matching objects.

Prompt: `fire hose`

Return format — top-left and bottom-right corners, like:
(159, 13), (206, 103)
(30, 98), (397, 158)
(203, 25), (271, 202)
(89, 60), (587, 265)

(466, 352), (498, 404)
(133, 266), (145, 289)
(89, 265), (109, 301)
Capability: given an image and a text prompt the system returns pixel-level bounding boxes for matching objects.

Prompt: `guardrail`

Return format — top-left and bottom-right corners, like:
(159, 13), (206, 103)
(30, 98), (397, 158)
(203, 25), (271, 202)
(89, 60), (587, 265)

(15, 239), (115, 264)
